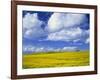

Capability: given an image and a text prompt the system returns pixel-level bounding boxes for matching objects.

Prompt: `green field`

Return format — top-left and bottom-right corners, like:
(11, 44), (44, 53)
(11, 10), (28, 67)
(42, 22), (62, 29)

(22, 51), (89, 69)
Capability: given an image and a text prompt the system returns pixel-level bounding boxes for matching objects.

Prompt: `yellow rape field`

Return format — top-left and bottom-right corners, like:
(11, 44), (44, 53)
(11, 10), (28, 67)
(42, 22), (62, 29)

(22, 51), (89, 69)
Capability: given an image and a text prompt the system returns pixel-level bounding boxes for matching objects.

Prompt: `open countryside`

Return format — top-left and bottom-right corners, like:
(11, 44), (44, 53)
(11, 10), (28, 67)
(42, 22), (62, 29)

(23, 51), (89, 69)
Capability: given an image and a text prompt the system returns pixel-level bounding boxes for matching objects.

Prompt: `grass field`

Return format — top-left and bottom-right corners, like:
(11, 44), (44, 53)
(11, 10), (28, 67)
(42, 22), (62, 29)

(22, 51), (89, 69)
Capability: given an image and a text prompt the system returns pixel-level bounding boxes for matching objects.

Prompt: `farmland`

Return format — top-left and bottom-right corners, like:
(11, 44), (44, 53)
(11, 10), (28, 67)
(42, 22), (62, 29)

(22, 51), (89, 69)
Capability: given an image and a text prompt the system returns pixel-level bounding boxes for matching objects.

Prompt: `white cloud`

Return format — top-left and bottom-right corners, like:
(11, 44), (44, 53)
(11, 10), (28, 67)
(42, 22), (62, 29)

(23, 45), (35, 52)
(46, 13), (89, 43)
(47, 13), (64, 33)
(23, 12), (89, 43)
(47, 13), (87, 33)
(63, 14), (86, 28)
(85, 38), (89, 44)
(23, 13), (46, 39)
(62, 47), (78, 51)
(47, 27), (89, 42)
(23, 45), (78, 53)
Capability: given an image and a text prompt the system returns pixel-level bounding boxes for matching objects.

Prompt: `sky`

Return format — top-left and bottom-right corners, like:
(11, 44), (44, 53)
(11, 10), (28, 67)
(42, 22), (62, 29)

(22, 10), (90, 53)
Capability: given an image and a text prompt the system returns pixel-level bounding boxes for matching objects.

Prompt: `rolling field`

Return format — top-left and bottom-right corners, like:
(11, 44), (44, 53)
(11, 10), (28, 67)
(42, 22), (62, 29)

(22, 51), (89, 69)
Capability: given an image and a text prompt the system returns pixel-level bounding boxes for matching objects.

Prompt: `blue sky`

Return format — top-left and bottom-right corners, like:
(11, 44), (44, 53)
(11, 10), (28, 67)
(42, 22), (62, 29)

(22, 10), (90, 53)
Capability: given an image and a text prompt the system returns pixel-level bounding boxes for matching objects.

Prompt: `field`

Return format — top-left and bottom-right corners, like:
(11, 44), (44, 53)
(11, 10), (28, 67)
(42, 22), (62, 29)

(22, 51), (89, 69)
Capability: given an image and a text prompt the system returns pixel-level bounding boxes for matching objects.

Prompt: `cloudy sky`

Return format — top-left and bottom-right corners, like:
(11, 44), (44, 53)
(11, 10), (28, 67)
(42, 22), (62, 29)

(22, 11), (90, 53)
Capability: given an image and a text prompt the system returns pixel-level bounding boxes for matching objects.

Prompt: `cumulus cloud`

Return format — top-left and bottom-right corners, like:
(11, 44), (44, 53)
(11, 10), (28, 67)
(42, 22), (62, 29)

(23, 12), (89, 43)
(46, 13), (89, 43)
(47, 27), (82, 41)
(47, 13), (87, 33)
(63, 13), (87, 28)
(23, 13), (46, 39)
(47, 13), (64, 32)
(23, 45), (78, 53)
(47, 27), (89, 43)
